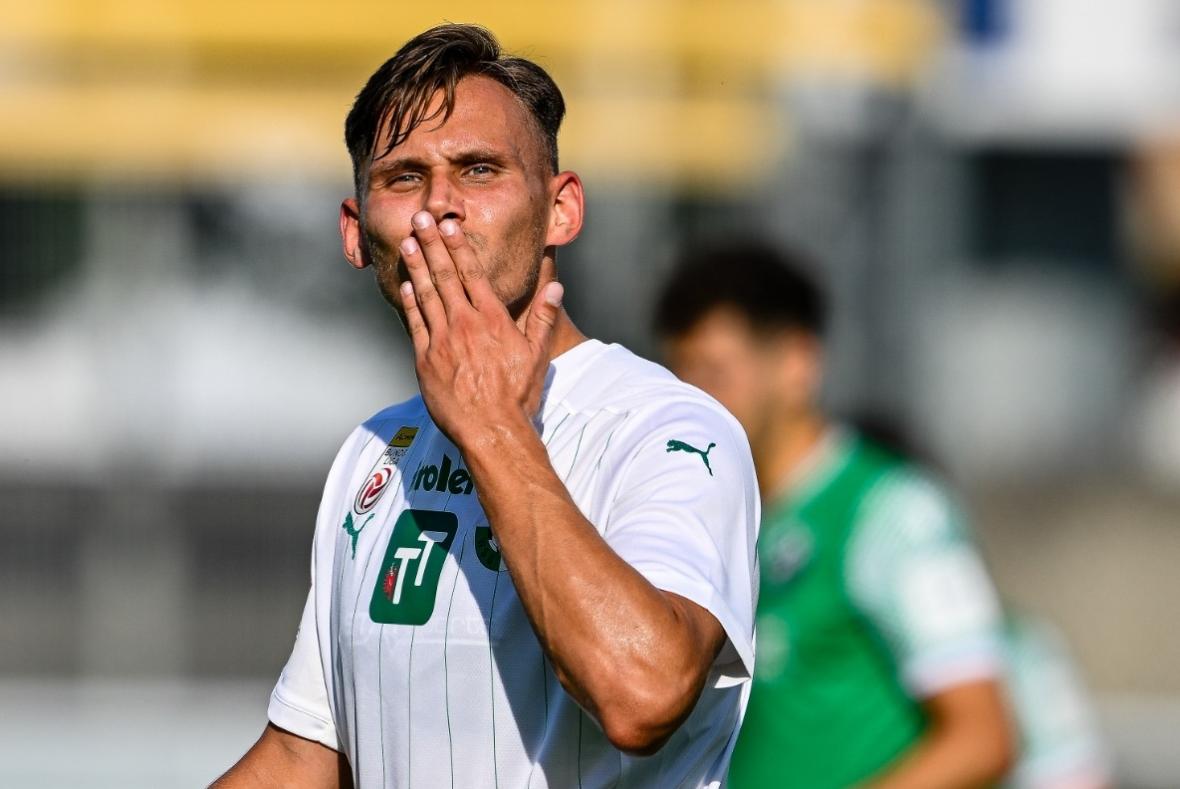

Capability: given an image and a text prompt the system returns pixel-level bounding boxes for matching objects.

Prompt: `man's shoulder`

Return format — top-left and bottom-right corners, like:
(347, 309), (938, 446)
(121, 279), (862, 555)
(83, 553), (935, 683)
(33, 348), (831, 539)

(356, 395), (428, 432)
(570, 342), (734, 419)
(327, 395), (429, 466)
(565, 344), (752, 487)
(846, 448), (967, 559)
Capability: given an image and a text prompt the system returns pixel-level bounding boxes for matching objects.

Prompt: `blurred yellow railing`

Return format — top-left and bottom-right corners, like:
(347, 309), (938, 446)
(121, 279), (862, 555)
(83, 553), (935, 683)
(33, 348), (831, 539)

(0, 0), (941, 190)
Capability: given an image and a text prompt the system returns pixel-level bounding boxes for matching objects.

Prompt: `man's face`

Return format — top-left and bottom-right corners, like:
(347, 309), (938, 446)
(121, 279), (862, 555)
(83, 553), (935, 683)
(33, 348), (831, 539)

(663, 307), (820, 441)
(351, 75), (554, 320)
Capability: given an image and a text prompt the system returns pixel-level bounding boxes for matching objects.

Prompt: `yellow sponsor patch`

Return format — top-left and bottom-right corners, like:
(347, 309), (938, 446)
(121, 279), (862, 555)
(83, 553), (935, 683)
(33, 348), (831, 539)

(392, 426), (419, 448)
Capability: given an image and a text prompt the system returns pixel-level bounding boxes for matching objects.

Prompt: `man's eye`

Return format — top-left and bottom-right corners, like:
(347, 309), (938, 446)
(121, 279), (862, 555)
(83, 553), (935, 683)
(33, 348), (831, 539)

(468, 164), (495, 176)
(387, 173), (420, 186)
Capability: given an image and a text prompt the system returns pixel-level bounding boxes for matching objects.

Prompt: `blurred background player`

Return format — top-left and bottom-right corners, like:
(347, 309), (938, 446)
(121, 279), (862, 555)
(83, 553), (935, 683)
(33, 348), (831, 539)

(655, 241), (1016, 788)
(655, 240), (1113, 789)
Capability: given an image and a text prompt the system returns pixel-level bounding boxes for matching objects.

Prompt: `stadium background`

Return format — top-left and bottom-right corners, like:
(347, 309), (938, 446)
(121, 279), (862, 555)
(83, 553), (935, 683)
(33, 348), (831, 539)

(2, 1), (1179, 785)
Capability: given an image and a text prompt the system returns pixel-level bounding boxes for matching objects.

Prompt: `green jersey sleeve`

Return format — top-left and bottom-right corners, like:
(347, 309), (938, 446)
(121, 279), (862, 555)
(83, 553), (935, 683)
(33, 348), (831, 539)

(844, 470), (1005, 698)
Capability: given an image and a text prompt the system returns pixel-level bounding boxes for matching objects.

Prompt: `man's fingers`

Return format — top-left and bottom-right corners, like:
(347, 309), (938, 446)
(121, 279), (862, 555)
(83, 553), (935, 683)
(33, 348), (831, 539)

(524, 280), (563, 353)
(399, 281), (429, 355)
(400, 235), (447, 331)
(411, 211), (471, 318)
(438, 218), (498, 311)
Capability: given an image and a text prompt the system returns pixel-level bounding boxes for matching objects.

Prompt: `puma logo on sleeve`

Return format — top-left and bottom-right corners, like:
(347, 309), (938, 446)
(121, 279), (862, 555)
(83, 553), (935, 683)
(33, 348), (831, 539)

(666, 439), (717, 476)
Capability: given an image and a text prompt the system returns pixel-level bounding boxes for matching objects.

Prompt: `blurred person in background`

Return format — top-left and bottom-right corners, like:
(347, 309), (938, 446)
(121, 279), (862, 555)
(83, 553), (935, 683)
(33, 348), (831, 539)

(655, 241), (1112, 789)
(215, 23), (760, 789)
(655, 241), (1016, 788)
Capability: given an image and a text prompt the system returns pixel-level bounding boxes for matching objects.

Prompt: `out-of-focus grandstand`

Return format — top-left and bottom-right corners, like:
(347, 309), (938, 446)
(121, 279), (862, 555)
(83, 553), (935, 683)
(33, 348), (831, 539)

(2, 2), (1178, 785)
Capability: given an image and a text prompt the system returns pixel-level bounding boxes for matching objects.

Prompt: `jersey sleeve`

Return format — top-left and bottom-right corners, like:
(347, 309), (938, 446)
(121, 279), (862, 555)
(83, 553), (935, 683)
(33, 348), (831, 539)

(845, 470), (1004, 698)
(268, 581), (339, 750)
(601, 399), (760, 686)
(266, 428), (363, 752)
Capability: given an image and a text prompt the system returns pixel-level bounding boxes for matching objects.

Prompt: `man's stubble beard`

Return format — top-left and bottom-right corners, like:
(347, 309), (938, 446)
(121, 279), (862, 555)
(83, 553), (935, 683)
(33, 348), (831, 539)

(362, 218), (548, 332)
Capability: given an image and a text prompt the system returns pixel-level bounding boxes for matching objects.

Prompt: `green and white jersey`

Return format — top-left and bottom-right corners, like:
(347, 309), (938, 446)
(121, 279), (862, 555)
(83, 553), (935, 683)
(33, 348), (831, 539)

(1002, 614), (1111, 789)
(729, 429), (1004, 789)
(269, 340), (760, 788)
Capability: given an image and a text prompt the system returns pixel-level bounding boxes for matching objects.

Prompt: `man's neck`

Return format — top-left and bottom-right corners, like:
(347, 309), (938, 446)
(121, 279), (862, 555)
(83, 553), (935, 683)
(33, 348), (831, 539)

(514, 258), (588, 361)
(755, 410), (829, 502)
(548, 310), (589, 360)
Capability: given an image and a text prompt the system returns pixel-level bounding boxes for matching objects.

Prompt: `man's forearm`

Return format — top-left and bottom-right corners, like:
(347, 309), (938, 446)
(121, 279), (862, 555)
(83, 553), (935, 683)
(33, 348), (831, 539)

(863, 731), (1001, 789)
(460, 417), (723, 753)
(862, 680), (1015, 789)
(212, 724), (350, 789)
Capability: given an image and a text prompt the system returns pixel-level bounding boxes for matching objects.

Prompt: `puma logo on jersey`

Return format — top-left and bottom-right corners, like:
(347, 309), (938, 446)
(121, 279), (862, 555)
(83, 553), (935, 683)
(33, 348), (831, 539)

(410, 453), (475, 495)
(342, 512), (374, 560)
(666, 439), (716, 476)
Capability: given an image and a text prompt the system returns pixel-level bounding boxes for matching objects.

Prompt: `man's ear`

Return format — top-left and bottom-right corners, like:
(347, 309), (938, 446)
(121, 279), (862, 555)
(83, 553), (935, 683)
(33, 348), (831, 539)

(340, 197), (368, 270)
(545, 171), (585, 248)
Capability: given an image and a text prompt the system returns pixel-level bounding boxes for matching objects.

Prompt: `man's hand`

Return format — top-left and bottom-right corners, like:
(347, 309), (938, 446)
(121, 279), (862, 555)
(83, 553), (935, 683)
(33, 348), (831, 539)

(398, 210), (563, 447)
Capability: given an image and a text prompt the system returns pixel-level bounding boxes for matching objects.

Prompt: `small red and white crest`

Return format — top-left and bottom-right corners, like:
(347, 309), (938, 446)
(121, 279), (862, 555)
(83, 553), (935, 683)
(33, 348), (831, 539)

(352, 426), (419, 515)
(355, 467), (393, 514)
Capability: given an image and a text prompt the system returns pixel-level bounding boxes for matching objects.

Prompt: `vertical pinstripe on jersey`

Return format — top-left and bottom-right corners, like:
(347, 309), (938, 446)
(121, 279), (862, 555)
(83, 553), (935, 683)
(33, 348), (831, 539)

(403, 420), (465, 788)
(340, 416), (405, 778)
(566, 423), (588, 477)
(517, 406), (579, 789)
(332, 417), (391, 774)
(487, 560), (503, 789)
(441, 533), (469, 789)
(577, 712), (584, 789)
(342, 412), (433, 787)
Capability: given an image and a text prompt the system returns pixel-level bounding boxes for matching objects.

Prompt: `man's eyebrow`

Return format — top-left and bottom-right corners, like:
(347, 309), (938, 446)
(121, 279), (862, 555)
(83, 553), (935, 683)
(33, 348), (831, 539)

(370, 148), (516, 178)
(449, 148), (513, 167)
(368, 156), (428, 178)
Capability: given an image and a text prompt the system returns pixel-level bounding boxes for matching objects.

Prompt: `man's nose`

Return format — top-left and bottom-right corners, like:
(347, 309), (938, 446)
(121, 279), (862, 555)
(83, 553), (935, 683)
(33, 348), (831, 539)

(424, 175), (464, 223)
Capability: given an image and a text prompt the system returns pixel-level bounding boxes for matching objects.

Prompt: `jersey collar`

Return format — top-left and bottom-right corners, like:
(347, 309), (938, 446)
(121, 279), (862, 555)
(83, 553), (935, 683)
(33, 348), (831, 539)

(539, 338), (610, 419)
(768, 425), (856, 514)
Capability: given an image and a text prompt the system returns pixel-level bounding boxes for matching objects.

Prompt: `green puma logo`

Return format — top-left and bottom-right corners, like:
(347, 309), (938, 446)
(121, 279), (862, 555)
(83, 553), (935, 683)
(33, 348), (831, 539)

(342, 512), (374, 560)
(666, 439), (716, 476)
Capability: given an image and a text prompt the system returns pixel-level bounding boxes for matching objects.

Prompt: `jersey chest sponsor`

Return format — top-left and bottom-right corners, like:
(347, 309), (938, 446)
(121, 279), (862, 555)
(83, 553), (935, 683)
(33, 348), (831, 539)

(364, 508), (503, 627)
(354, 450), (494, 629)
(408, 452), (475, 496)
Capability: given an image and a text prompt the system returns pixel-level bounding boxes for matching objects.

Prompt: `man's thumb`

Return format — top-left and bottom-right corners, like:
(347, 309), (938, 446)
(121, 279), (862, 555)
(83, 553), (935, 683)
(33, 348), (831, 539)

(525, 280), (563, 348)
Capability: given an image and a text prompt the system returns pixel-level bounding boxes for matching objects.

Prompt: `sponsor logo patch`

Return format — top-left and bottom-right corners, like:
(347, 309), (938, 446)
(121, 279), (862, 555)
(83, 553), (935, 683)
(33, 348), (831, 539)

(353, 426), (419, 515)
(475, 524), (502, 572)
(369, 508), (459, 626)
(409, 452), (475, 496)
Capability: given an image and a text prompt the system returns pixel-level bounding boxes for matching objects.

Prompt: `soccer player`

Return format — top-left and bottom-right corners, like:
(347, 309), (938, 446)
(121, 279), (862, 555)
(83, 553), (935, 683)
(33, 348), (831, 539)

(214, 24), (759, 789)
(655, 241), (1016, 789)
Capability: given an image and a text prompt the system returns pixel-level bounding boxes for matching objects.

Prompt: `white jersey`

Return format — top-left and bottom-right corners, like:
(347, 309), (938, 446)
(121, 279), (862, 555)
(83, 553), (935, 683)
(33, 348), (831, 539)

(269, 339), (760, 788)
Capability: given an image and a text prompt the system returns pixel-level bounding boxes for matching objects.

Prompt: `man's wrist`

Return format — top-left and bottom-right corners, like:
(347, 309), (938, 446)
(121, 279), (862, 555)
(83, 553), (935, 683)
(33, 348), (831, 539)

(452, 409), (540, 460)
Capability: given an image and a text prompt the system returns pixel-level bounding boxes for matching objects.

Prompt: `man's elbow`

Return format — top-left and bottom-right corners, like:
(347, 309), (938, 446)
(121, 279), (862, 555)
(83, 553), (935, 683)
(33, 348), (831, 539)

(947, 708), (1018, 784)
(596, 675), (703, 756)
(599, 710), (678, 756)
(977, 721), (1018, 782)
